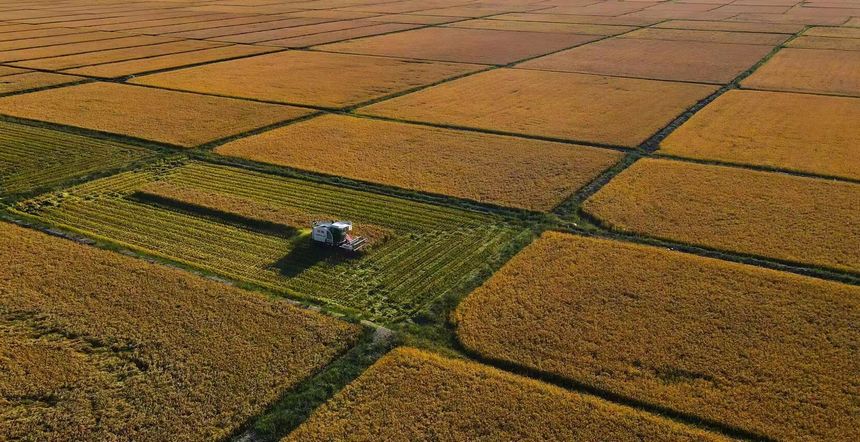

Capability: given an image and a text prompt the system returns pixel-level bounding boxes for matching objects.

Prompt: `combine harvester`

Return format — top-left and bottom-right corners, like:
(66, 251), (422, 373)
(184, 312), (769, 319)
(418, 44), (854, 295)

(311, 220), (367, 252)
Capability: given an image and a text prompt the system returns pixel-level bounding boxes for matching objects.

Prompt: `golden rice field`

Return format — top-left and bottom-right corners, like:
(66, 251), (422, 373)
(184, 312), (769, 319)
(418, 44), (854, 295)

(214, 114), (623, 211)
(285, 348), (728, 442)
(583, 159), (860, 273)
(1, 0), (858, 440)
(455, 232), (860, 441)
(0, 222), (360, 441)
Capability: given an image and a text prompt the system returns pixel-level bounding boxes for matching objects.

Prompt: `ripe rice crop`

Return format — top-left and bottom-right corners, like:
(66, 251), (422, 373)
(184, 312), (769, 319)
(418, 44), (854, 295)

(455, 231), (860, 441)
(519, 38), (773, 84)
(660, 90), (860, 180)
(131, 51), (483, 108)
(138, 180), (392, 246)
(0, 222), (360, 441)
(214, 114), (623, 212)
(0, 120), (155, 196)
(0, 82), (311, 147)
(0, 35), (177, 63)
(742, 48), (860, 97)
(61, 45), (276, 78)
(285, 348), (727, 441)
(444, 19), (635, 36)
(317, 27), (600, 64)
(653, 19), (803, 34)
(786, 35), (860, 51)
(12, 40), (225, 71)
(16, 160), (526, 321)
(360, 68), (717, 147)
(263, 23), (421, 48)
(620, 28), (788, 45)
(0, 71), (84, 94)
(583, 158), (860, 273)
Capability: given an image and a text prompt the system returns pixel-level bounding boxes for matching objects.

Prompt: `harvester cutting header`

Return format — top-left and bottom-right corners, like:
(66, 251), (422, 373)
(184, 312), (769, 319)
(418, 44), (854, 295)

(311, 220), (367, 252)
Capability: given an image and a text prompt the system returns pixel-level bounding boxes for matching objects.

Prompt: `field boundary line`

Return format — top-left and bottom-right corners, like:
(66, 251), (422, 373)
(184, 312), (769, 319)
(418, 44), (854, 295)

(562, 218), (860, 284)
(453, 343), (773, 442)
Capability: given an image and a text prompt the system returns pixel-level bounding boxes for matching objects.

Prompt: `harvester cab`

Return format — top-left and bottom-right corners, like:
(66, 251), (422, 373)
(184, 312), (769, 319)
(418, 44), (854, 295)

(311, 220), (367, 252)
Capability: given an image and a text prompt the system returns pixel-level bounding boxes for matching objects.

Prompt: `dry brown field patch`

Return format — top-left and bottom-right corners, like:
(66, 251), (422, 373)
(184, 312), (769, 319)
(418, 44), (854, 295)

(360, 68), (717, 147)
(285, 348), (728, 442)
(265, 23), (421, 48)
(132, 51), (483, 108)
(519, 37), (773, 83)
(208, 19), (381, 44)
(0, 82), (311, 147)
(493, 12), (660, 26)
(214, 114), (623, 211)
(444, 18), (636, 35)
(0, 222), (360, 441)
(455, 231), (860, 441)
(620, 28), (789, 45)
(661, 90), (860, 179)
(583, 158), (860, 273)
(317, 27), (600, 64)
(653, 19), (804, 33)
(364, 13), (464, 25)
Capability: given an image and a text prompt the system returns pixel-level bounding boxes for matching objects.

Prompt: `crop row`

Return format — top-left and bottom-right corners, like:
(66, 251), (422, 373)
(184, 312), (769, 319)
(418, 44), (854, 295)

(19, 160), (525, 321)
(0, 120), (154, 196)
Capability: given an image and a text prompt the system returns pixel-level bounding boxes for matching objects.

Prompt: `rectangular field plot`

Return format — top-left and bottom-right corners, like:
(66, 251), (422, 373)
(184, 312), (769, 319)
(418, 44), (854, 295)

(661, 90), (860, 180)
(0, 35), (180, 63)
(15, 160), (527, 321)
(261, 23), (421, 48)
(62, 44), (278, 78)
(132, 51), (483, 109)
(518, 37), (773, 84)
(0, 71), (84, 94)
(454, 232), (860, 441)
(653, 19), (804, 34)
(787, 35), (860, 51)
(10, 39), (227, 71)
(285, 348), (726, 442)
(443, 19), (636, 35)
(0, 120), (155, 197)
(214, 114), (623, 212)
(742, 48), (860, 96)
(0, 222), (360, 441)
(583, 159), (860, 273)
(0, 82), (311, 147)
(317, 27), (600, 64)
(360, 68), (717, 147)
(619, 28), (789, 45)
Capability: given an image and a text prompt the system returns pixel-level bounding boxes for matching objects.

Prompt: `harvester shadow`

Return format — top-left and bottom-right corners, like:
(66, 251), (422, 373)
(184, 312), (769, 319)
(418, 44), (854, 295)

(273, 235), (358, 278)
(130, 191), (300, 238)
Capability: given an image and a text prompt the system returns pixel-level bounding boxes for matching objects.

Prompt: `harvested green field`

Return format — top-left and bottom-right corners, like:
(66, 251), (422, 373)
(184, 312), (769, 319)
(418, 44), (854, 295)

(0, 120), (156, 197)
(15, 159), (527, 322)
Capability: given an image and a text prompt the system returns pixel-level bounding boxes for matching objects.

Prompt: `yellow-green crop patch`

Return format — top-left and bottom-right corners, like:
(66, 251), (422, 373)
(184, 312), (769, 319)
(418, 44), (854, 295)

(0, 120), (156, 197)
(15, 159), (527, 322)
